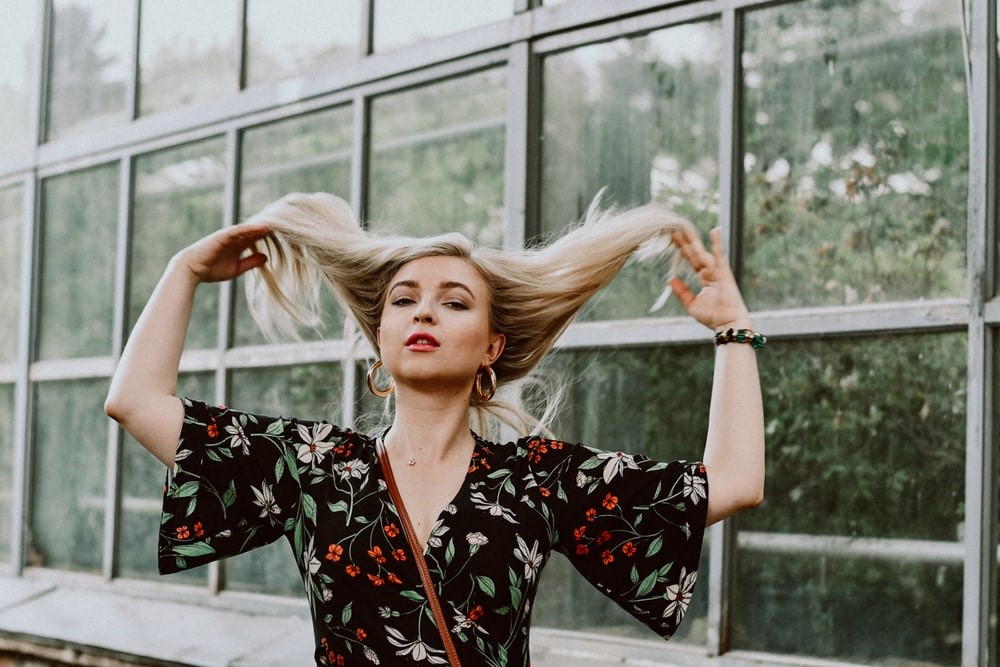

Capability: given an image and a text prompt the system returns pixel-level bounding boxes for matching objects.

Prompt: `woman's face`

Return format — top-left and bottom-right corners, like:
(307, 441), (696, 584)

(377, 256), (505, 396)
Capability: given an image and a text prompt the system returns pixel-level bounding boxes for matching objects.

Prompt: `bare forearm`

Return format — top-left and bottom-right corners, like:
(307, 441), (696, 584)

(703, 339), (765, 524)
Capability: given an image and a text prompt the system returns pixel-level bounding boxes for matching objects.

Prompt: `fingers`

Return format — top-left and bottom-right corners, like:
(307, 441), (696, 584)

(668, 277), (695, 310)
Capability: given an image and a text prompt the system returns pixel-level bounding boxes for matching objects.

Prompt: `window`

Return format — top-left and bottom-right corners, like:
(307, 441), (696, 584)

(372, 1), (511, 52)
(741, 0), (968, 309)
(368, 69), (507, 244)
(0, 4), (39, 158)
(0, 185), (21, 564)
(46, 0), (133, 141)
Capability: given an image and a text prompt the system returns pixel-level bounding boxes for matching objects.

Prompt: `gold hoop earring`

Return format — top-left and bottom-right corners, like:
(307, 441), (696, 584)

(474, 366), (497, 402)
(367, 360), (395, 397)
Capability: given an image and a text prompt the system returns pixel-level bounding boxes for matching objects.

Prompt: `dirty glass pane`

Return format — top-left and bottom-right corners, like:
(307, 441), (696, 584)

(372, 1), (510, 52)
(30, 378), (109, 573)
(734, 333), (966, 665)
(118, 373), (213, 583)
(0, 3), (39, 158)
(742, 0), (968, 309)
(0, 384), (14, 563)
(132, 137), (228, 350)
(138, 0), (239, 115)
(245, 0), (359, 87)
(37, 164), (118, 360)
(223, 363), (342, 596)
(531, 345), (714, 645)
(234, 107), (353, 346)
(46, 0), (132, 141)
(541, 20), (721, 321)
(0, 185), (22, 364)
(369, 69), (506, 244)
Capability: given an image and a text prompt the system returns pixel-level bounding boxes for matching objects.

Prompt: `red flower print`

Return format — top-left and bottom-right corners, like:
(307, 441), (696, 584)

(391, 548), (407, 561)
(206, 420), (219, 438)
(325, 543), (343, 562)
(356, 628), (367, 641)
(585, 508), (597, 522)
(193, 521), (205, 537)
(367, 573), (385, 586)
(345, 564), (360, 577)
(368, 546), (386, 563)
(539, 486), (550, 497)
(468, 605), (485, 621)
(602, 492), (618, 510)
(596, 529), (611, 545)
(622, 541), (637, 557)
(601, 549), (614, 565)
(383, 523), (400, 538)
(575, 544), (589, 556)
(387, 572), (402, 585)
(175, 525), (190, 540)
(573, 525), (586, 541)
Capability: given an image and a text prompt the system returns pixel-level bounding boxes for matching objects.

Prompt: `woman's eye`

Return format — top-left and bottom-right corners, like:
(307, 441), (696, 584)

(390, 297), (415, 306)
(444, 301), (468, 310)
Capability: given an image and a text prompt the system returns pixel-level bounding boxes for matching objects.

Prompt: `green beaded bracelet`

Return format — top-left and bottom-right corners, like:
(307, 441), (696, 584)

(714, 327), (767, 349)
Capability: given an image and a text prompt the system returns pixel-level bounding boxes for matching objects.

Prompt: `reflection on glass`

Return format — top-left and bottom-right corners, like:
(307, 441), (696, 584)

(531, 345), (714, 644)
(372, 0), (510, 52)
(541, 21), (722, 321)
(235, 108), (354, 346)
(46, 0), (132, 141)
(369, 69), (506, 244)
(735, 334), (965, 664)
(0, 384), (13, 562)
(0, 4), (39, 157)
(30, 379), (109, 572)
(0, 186), (22, 364)
(132, 138), (228, 350)
(37, 165), (118, 360)
(118, 373), (213, 583)
(245, 0), (359, 87)
(742, 0), (968, 309)
(138, 0), (239, 115)
(223, 363), (342, 596)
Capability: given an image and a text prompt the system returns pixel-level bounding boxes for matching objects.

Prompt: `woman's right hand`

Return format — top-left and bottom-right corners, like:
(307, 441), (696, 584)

(175, 222), (271, 283)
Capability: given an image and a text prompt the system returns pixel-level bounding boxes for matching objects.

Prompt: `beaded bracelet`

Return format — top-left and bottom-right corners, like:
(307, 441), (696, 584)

(714, 327), (767, 349)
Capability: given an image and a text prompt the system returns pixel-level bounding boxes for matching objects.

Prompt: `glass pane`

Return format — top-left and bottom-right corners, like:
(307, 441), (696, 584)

(369, 69), (506, 244)
(0, 3), (40, 158)
(0, 384), (14, 562)
(234, 107), (354, 346)
(138, 0), (239, 116)
(118, 373), (213, 583)
(30, 378), (109, 572)
(46, 0), (133, 141)
(734, 333), (966, 665)
(372, 0), (511, 52)
(223, 363), (342, 596)
(541, 21), (722, 322)
(37, 164), (119, 360)
(742, 0), (968, 309)
(530, 345), (714, 645)
(132, 138), (228, 350)
(0, 185), (22, 364)
(245, 0), (359, 87)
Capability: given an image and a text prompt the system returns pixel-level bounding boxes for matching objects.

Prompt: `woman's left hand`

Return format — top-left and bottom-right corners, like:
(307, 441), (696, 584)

(669, 226), (752, 331)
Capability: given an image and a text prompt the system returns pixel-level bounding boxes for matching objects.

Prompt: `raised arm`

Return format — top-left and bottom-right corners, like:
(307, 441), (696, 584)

(669, 226), (765, 525)
(105, 223), (271, 467)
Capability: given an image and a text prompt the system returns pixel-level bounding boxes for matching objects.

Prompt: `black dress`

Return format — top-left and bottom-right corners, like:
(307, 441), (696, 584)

(159, 398), (709, 666)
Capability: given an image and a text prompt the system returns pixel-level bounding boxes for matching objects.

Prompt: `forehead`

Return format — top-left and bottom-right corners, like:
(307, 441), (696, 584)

(389, 256), (488, 296)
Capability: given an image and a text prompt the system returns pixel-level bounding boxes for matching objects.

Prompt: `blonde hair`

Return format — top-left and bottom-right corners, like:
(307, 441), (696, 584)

(244, 192), (689, 435)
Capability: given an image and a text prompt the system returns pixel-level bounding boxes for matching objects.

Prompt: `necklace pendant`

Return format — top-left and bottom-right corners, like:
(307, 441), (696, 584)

(407, 457), (417, 466)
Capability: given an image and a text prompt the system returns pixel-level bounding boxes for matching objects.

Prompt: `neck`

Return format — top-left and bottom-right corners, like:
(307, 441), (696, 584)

(384, 386), (475, 465)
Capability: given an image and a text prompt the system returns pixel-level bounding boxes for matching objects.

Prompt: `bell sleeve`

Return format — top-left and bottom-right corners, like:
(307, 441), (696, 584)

(526, 437), (709, 640)
(158, 398), (313, 575)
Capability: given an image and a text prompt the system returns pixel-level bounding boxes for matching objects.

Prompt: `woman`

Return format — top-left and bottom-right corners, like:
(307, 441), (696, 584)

(105, 192), (764, 666)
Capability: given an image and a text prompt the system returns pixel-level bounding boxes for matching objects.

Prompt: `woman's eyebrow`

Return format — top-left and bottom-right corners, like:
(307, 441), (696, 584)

(440, 281), (476, 299)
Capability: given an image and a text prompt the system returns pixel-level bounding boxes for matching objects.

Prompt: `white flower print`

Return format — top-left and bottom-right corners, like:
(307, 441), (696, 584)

(663, 567), (698, 623)
(334, 459), (370, 481)
(596, 450), (640, 483)
(385, 626), (449, 664)
(513, 535), (543, 581)
(225, 418), (251, 454)
(295, 422), (335, 465)
(302, 535), (320, 578)
(682, 469), (707, 505)
(576, 471), (588, 488)
(363, 646), (380, 664)
(470, 491), (519, 524)
(378, 606), (393, 619)
(426, 521), (450, 549)
(250, 481), (281, 523)
(466, 531), (488, 555)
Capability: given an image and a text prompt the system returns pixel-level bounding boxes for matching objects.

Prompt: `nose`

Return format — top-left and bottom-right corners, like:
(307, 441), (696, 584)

(413, 301), (435, 324)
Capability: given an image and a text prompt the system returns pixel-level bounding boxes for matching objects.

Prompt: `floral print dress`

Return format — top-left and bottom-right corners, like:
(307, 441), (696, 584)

(159, 399), (709, 666)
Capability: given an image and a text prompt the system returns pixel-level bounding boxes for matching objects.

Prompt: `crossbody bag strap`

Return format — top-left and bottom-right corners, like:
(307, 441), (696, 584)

(376, 439), (462, 667)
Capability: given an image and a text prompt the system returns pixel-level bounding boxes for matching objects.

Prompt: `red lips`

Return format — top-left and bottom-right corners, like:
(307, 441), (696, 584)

(405, 332), (439, 348)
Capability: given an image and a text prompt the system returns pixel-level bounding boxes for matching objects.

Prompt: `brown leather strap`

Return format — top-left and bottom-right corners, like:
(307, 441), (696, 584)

(376, 439), (462, 667)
